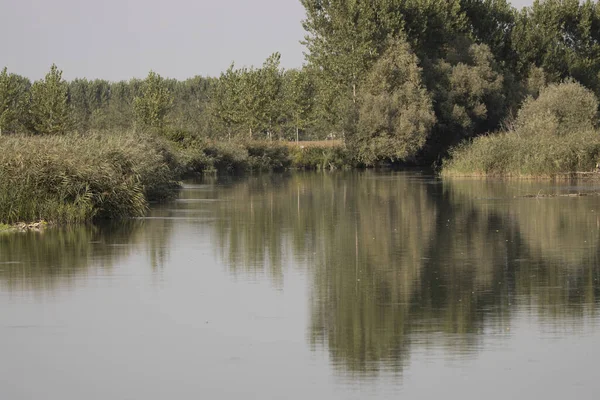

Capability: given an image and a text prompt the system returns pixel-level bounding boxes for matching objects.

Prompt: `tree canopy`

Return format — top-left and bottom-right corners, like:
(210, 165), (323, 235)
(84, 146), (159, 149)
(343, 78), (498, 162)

(3, 1), (600, 164)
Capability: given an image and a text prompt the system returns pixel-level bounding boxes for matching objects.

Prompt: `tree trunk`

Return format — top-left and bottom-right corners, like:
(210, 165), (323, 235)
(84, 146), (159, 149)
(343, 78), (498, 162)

(296, 126), (299, 143)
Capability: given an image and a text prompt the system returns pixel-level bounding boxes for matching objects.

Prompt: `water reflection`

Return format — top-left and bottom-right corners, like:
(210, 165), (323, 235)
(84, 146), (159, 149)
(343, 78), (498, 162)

(0, 220), (173, 292)
(2, 172), (600, 379)
(204, 172), (600, 374)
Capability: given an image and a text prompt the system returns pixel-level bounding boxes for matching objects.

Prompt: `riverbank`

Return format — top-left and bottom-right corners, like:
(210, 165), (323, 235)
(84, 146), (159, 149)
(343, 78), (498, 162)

(0, 133), (350, 225)
(442, 82), (600, 178)
(0, 221), (49, 233)
(441, 129), (600, 178)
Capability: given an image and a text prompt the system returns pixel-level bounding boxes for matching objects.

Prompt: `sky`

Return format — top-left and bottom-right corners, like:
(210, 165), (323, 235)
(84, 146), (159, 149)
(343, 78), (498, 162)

(1, 0), (534, 82)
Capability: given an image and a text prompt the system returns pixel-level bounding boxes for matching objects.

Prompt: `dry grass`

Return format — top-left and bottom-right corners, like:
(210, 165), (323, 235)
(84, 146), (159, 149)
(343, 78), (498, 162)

(283, 140), (344, 148)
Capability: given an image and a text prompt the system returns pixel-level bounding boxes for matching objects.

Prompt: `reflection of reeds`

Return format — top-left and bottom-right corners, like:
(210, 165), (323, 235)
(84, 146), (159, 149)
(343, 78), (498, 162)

(0, 219), (174, 292)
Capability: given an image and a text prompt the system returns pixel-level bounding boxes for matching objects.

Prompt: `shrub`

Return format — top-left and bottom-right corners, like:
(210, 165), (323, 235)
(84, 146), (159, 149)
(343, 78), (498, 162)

(516, 81), (598, 136)
(245, 142), (291, 172)
(290, 146), (353, 170)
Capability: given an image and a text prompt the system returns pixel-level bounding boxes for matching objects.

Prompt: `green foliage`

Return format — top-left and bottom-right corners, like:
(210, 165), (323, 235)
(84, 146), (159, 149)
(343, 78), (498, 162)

(134, 71), (174, 130)
(212, 54), (286, 141)
(511, 0), (600, 89)
(0, 67), (21, 135)
(443, 129), (600, 177)
(29, 64), (71, 135)
(460, 0), (517, 66)
(443, 81), (600, 177)
(283, 69), (315, 142)
(290, 146), (353, 170)
(432, 39), (506, 136)
(516, 80), (599, 136)
(245, 141), (292, 171)
(352, 37), (436, 165)
(213, 64), (244, 140)
(0, 133), (180, 224)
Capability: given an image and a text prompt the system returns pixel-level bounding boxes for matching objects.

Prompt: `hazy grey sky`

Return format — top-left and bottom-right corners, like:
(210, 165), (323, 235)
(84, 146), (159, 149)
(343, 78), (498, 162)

(1, 0), (533, 81)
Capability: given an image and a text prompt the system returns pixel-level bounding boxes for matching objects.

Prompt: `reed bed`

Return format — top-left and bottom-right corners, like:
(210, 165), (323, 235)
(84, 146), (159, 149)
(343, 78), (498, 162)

(0, 133), (180, 224)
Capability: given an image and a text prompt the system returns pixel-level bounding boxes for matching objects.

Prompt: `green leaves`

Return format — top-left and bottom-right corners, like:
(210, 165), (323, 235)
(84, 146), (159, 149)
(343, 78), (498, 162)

(134, 71), (174, 130)
(0, 67), (20, 135)
(283, 68), (316, 141)
(212, 54), (284, 140)
(30, 64), (71, 135)
(353, 37), (436, 164)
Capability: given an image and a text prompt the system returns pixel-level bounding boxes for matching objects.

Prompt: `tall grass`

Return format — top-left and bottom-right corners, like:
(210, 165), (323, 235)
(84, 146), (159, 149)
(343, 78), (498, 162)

(0, 131), (352, 224)
(0, 133), (180, 224)
(173, 134), (350, 174)
(290, 146), (353, 170)
(442, 130), (600, 177)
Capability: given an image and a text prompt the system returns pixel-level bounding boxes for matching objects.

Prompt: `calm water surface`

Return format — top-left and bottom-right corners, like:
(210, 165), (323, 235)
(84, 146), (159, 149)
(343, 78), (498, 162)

(2, 171), (600, 399)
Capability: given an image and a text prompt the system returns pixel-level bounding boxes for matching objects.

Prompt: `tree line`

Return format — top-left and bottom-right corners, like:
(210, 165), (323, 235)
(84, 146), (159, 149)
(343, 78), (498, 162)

(2, 0), (600, 165)
(0, 55), (317, 143)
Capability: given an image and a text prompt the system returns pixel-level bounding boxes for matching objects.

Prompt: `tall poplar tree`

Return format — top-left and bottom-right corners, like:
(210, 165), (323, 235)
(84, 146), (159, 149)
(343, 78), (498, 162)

(283, 68), (315, 142)
(30, 64), (71, 135)
(213, 64), (244, 141)
(134, 71), (174, 130)
(0, 67), (20, 135)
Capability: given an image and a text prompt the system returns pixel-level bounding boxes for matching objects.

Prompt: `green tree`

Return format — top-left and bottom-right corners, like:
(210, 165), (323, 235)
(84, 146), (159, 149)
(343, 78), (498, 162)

(213, 64), (244, 141)
(421, 38), (506, 159)
(29, 64), (71, 135)
(460, 0), (517, 69)
(69, 78), (91, 132)
(134, 71), (174, 130)
(511, 0), (600, 92)
(352, 37), (436, 165)
(283, 68), (315, 142)
(0, 67), (20, 135)
(516, 80), (599, 137)
(254, 53), (283, 140)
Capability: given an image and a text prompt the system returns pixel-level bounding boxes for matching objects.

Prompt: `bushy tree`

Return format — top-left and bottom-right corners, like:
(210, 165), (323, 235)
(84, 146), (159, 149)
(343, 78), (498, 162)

(460, 0), (517, 68)
(422, 38), (506, 158)
(29, 64), (71, 135)
(516, 80), (599, 136)
(352, 37), (436, 165)
(134, 71), (174, 130)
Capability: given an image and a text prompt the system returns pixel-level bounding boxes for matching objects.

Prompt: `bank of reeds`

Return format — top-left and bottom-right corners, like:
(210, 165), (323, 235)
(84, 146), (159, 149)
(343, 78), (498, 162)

(0, 132), (353, 225)
(0, 133), (180, 224)
(175, 137), (351, 174)
(442, 130), (600, 178)
(442, 81), (600, 178)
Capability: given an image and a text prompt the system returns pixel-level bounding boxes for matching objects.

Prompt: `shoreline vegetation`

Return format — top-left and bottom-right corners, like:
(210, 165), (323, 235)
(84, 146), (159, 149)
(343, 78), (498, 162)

(4, 1), (600, 225)
(442, 81), (600, 178)
(0, 133), (350, 225)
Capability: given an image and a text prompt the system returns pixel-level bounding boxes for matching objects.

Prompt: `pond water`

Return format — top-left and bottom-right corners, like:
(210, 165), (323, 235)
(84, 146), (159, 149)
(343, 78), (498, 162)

(2, 171), (600, 399)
